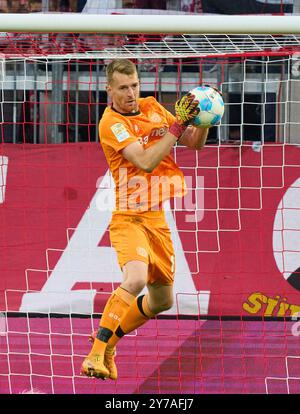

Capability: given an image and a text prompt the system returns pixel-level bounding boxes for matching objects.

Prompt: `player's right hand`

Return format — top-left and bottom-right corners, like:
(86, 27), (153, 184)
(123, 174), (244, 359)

(175, 92), (200, 126)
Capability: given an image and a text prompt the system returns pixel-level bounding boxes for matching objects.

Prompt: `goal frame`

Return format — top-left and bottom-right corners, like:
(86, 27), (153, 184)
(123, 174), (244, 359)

(0, 13), (300, 34)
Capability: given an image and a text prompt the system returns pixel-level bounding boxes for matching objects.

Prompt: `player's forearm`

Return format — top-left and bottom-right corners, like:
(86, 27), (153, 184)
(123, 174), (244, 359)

(179, 126), (209, 149)
(193, 127), (209, 149)
(142, 132), (178, 172)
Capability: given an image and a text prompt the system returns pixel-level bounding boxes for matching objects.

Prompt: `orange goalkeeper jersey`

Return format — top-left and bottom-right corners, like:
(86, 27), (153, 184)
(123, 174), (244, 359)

(99, 96), (186, 212)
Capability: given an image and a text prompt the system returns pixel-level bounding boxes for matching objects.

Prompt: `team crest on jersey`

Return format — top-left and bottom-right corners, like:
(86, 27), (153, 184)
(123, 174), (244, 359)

(149, 113), (162, 123)
(111, 123), (130, 142)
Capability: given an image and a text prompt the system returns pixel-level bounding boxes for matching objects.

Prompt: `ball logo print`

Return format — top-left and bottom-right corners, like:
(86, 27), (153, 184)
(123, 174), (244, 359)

(190, 85), (224, 128)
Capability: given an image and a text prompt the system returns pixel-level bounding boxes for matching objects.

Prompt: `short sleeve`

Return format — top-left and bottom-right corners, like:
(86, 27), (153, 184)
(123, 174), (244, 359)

(99, 120), (138, 153)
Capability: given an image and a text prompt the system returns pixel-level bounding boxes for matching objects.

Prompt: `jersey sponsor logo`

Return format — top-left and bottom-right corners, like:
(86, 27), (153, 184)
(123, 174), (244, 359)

(138, 135), (149, 145)
(151, 126), (168, 137)
(138, 126), (168, 146)
(111, 123), (130, 142)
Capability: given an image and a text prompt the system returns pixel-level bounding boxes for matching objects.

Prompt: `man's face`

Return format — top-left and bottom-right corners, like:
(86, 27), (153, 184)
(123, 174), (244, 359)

(107, 71), (140, 114)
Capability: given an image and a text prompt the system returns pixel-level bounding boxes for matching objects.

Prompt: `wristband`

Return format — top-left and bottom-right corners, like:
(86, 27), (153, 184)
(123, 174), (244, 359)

(169, 122), (186, 141)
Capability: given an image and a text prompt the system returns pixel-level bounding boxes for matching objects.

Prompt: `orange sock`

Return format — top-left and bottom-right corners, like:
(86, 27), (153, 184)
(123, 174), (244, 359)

(100, 286), (135, 331)
(90, 286), (135, 354)
(108, 294), (155, 347)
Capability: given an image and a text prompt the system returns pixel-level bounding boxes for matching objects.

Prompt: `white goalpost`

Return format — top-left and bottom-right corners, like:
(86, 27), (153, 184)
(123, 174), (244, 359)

(0, 13), (300, 34)
(1, 12), (300, 395)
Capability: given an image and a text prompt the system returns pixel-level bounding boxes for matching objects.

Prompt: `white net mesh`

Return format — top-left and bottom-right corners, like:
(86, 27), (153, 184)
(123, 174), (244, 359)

(1, 33), (300, 59)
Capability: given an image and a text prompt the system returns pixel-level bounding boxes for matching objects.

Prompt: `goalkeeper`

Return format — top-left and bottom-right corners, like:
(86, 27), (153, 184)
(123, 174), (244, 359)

(81, 59), (210, 380)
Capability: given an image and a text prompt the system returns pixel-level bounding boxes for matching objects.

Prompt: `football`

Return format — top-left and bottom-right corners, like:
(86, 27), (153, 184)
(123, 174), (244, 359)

(190, 85), (224, 128)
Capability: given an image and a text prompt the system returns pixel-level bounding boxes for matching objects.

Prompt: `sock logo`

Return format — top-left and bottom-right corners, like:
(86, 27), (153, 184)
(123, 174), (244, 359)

(109, 312), (121, 322)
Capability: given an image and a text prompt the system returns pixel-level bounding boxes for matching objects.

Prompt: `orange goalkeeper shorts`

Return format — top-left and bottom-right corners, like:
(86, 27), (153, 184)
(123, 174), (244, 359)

(109, 211), (175, 286)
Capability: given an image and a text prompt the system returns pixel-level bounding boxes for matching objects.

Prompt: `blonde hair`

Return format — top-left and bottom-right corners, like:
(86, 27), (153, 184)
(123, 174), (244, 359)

(106, 59), (137, 85)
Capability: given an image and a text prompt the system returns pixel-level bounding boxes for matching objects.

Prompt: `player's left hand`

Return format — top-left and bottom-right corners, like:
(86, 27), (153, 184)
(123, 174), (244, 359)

(175, 92), (200, 126)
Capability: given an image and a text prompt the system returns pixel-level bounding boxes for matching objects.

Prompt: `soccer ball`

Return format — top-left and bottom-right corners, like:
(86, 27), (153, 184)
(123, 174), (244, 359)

(190, 85), (224, 128)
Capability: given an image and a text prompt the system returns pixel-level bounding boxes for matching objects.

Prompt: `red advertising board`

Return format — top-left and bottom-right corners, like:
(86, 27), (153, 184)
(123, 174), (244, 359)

(1, 142), (300, 317)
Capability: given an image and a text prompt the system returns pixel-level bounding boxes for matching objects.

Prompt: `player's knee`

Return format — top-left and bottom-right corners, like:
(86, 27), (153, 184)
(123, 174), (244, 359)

(125, 280), (146, 295)
(122, 276), (146, 296)
(160, 297), (173, 311)
(122, 261), (148, 295)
